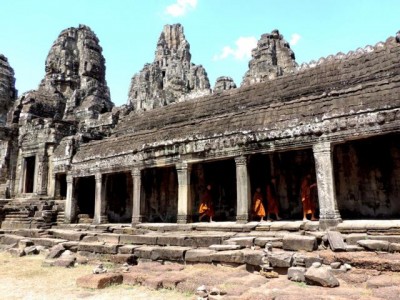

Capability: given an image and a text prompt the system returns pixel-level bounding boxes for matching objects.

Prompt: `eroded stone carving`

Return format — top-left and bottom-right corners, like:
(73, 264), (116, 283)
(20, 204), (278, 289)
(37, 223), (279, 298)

(213, 76), (237, 92)
(128, 24), (211, 111)
(0, 54), (17, 125)
(241, 29), (297, 86)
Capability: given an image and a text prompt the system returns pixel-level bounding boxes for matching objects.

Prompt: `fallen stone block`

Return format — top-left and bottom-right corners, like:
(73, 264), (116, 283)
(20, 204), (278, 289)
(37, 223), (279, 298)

(123, 271), (149, 285)
(283, 235), (317, 252)
(46, 244), (65, 259)
(293, 253), (323, 268)
(326, 231), (346, 251)
(357, 240), (389, 252)
(150, 246), (190, 261)
(76, 273), (123, 289)
(142, 277), (163, 290)
(345, 245), (365, 252)
(288, 267), (306, 282)
(366, 274), (400, 289)
(185, 249), (215, 263)
(8, 248), (25, 257)
(24, 246), (39, 255)
(267, 252), (293, 268)
(96, 233), (120, 244)
(31, 238), (67, 248)
(254, 237), (282, 247)
(61, 241), (79, 251)
(389, 243), (400, 253)
(18, 239), (34, 250)
(53, 257), (76, 268)
(305, 265), (339, 287)
(134, 246), (157, 259)
(49, 230), (86, 241)
(1, 234), (25, 245)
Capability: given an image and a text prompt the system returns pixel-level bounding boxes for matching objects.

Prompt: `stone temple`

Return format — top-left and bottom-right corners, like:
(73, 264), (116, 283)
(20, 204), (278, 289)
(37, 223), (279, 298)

(0, 23), (400, 234)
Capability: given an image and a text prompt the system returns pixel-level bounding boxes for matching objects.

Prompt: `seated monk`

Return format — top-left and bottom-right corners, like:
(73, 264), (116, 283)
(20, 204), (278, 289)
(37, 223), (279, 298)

(301, 174), (318, 221)
(266, 177), (282, 221)
(199, 184), (214, 222)
(252, 187), (266, 222)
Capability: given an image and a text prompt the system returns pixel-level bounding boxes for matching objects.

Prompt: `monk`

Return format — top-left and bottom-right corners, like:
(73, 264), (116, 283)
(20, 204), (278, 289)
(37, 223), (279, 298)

(266, 177), (282, 221)
(252, 187), (266, 222)
(301, 174), (318, 221)
(199, 184), (214, 222)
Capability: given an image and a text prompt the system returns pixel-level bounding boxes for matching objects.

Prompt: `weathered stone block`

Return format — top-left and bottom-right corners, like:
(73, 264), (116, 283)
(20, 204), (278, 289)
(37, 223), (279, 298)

(150, 246), (190, 261)
(50, 230), (86, 241)
(46, 244), (65, 259)
(53, 257), (76, 268)
(389, 243), (400, 253)
(108, 254), (137, 265)
(119, 235), (158, 245)
(96, 233), (120, 244)
(211, 250), (244, 264)
(287, 267), (306, 282)
(305, 265), (339, 287)
(357, 240), (389, 252)
(1, 234), (25, 245)
(224, 237), (254, 247)
(134, 246), (157, 259)
(31, 238), (67, 248)
(209, 244), (241, 251)
(77, 242), (118, 254)
(184, 249), (215, 263)
(118, 245), (140, 254)
(267, 252), (293, 268)
(18, 239), (34, 250)
(123, 271), (149, 285)
(76, 274), (123, 289)
(81, 236), (99, 243)
(242, 249), (263, 266)
(254, 237), (282, 247)
(282, 235), (317, 252)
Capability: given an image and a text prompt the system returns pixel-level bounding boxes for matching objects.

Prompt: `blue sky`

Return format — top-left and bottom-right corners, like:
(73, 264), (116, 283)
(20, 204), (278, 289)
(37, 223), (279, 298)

(0, 0), (399, 106)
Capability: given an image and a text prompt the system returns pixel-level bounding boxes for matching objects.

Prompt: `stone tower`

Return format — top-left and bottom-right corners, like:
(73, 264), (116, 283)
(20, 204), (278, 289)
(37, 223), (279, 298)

(0, 54), (17, 125)
(39, 24), (113, 120)
(128, 24), (211, 111)
(241, 29), (297, 86)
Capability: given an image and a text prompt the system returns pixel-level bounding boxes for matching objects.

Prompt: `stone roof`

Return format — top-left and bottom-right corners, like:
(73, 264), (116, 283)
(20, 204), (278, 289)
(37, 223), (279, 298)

(73, 36), (400, 166)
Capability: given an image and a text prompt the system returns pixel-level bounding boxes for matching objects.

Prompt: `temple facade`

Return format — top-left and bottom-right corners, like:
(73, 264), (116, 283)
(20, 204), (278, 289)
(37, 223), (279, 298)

(0, 24), (400, 230)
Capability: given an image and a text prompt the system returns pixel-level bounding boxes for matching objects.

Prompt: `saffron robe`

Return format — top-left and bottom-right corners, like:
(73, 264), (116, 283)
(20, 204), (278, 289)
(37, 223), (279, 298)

(199, 190), (214, 217)
(301, 178), (315, 214)
(252, 191), (266, 217)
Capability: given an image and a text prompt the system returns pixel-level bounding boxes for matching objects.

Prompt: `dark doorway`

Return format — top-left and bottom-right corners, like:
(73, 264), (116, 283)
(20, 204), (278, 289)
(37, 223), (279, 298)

(24, 156), (35, 193)
(334, 135), (400, 219)
(105, 172), (133, 223)
(75, 176), (95, 218)
(249, 150), (316, 220)
(55, 173), (67, 199)
(191, 159), (236, 221)
(142, 166), (178, 222)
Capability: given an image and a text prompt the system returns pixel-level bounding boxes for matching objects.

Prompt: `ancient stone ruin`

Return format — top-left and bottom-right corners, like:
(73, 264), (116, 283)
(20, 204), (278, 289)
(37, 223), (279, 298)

(1, 24), (400, 292)
(128, 24), (211, 111)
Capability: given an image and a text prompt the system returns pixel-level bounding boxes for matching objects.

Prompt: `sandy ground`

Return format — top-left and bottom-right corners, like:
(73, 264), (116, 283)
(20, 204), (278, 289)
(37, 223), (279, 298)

(0, 253), (190, 300)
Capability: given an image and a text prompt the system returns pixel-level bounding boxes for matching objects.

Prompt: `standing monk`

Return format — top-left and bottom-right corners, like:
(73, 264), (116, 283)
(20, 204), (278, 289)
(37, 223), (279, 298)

(301, 174), (318, 221)
(266, 177), (282, 221)
(252, 187), (266, 222)
(199, 184), (214, 222)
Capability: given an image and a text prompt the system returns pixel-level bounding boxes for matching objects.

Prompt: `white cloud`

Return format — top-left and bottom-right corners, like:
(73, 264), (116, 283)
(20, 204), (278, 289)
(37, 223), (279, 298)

(165, 0), (198, 17)
(290, 33), (301, 46)
(213, 36), (258, 61)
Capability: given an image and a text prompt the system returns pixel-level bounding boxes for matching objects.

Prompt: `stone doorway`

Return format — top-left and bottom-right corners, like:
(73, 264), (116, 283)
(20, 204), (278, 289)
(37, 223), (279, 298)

(104, 172), (133, 223)
(334, 135), (400, 219)
(75, 176), (95, 220)
(191, 159), (236, 222)
(55, 173), (67, 200)
(142, 166), (178, 223)
(249, 150), (316, 220)
(24, 156), (35, 193)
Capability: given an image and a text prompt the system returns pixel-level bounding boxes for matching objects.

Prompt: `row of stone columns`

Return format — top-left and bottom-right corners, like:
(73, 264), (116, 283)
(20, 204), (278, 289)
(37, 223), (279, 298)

(64, 141), (342, 228)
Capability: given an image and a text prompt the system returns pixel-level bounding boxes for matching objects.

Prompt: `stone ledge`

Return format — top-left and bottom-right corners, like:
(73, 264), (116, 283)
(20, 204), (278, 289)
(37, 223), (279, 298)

(76, 273), (123, 289)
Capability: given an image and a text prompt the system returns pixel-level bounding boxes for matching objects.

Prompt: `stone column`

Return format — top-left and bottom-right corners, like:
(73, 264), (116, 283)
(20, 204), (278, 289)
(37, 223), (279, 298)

(313, 142), (342, 229)
(35, 153), (48, 195)
(176, 162), (192, 224)
(131, 168), (143, 225)
(235, 156), (250, 223)
(64, 174), (76, 223)
(47, 145), (55, 198)
(93, 172), (107, 224)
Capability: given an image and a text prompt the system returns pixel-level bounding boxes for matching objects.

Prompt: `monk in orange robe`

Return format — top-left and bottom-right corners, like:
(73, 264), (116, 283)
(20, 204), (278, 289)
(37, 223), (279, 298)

(266, 177), (282, 221)
(301, 174), (318, 221)
(199, 184), (214, 222)
(252, 187), (266, 222)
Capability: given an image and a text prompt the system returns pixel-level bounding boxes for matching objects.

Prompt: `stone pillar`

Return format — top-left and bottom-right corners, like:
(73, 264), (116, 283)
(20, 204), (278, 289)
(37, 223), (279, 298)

(65, 174), (76, 223)
(313, 142), (342, 229)
(235, 156), (250, 223)
(131, 168), (143, 225)
(35, 153), (48, 195)
(93, 172), (107, 224)
(176, 162), (192, 224)
(47, 145), (55, 198)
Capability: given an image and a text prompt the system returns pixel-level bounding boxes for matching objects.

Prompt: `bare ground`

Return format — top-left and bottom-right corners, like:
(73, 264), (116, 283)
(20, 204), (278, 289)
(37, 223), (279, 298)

(1, 252), (400, 300)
